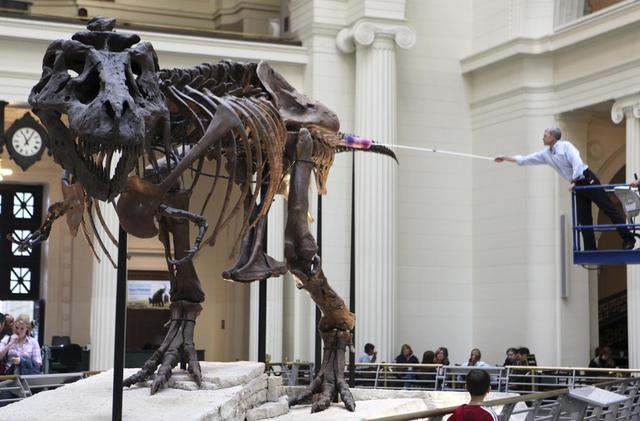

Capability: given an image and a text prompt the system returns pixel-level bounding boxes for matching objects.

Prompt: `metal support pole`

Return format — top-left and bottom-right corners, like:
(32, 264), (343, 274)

(112, 227), (127, 421)
(258, 279), (267, 362)
(315, 194), (322, 374)
(348, 151), (356, 387)
(257, 199), (268, 363)
(0, 100), (7, 149)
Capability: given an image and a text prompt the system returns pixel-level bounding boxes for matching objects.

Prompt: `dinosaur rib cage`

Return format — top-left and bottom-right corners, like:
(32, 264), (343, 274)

(153, 61), (286, 252)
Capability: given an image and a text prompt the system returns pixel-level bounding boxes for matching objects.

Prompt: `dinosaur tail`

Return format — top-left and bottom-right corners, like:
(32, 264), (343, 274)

(336, 134), (398, 163)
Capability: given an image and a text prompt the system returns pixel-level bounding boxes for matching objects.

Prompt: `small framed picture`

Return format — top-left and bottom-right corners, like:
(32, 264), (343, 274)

(127, 270), (171, 310)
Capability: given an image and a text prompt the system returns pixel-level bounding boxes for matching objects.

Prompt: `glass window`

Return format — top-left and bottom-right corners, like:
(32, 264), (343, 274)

(10, 267), (32, 294)
(0, 184), (43, 301)
(556, 0), (627, 28)
(13, 192), (34, 219)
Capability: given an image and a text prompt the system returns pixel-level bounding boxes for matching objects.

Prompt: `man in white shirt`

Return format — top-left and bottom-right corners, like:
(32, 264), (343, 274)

(495, 127), (634, 251)
(357, 343), (377, 363)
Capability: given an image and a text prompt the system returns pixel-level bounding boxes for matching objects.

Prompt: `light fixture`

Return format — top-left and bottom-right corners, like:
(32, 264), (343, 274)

(0, 159), (13, 181)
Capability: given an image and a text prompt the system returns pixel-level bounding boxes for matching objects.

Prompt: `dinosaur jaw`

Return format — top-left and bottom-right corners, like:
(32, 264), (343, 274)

(71, 137), (141, 201)
(37, 109), (142, 201)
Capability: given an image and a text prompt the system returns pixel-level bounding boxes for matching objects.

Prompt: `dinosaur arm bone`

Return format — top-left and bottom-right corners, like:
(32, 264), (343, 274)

(159, 204), (208, 265)
(7, 175), (86, 252)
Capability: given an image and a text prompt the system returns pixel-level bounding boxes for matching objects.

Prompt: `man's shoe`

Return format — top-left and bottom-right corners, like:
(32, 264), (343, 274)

(623, 239), (636, 250)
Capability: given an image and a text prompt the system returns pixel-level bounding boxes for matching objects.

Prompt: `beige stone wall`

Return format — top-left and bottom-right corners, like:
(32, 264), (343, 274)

(30, 0), (281, 36)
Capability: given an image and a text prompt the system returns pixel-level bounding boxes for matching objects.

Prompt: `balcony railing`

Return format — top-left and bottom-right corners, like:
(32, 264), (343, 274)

(267, 361), (640, 393)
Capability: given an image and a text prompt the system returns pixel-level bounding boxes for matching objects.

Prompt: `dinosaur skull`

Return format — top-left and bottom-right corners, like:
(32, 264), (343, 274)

(29, 22), (167, 201)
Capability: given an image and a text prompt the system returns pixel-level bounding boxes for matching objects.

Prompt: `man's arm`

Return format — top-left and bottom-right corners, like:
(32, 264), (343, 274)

(496, 150), (546, 165)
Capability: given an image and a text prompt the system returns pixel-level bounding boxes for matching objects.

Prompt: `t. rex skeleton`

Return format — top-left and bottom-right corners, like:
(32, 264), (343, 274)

(22, 17), (395, 413)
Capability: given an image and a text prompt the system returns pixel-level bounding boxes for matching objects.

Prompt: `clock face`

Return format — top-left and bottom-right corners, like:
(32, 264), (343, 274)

(11, 127), (43, 157)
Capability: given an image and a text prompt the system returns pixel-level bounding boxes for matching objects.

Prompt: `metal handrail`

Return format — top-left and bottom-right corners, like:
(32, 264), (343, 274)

(0, 371), (95, 405)
(265, 362), (315, 386)
(365, 377), (640, 421)
(269, 361), (640, 393)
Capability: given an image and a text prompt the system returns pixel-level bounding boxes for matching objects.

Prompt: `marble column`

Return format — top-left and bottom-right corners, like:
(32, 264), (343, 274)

(612, 95), (640, 369)
(248, 196), (285, 362)
(337, 21), (415, 361)
(89, 199), (119, 370)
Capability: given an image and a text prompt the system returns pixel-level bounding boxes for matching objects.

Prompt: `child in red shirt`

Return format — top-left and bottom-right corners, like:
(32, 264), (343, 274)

(448, 369), (499, 420)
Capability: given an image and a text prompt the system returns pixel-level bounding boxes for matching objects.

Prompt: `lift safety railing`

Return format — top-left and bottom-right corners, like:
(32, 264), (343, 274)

(572, 183), (640, 265)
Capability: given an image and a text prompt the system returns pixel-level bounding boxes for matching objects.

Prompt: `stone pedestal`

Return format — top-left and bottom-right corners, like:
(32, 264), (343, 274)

(0, 362), (287, 421)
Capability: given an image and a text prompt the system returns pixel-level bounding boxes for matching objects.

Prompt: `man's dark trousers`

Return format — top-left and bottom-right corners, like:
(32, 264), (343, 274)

(575, 168), (633, 250)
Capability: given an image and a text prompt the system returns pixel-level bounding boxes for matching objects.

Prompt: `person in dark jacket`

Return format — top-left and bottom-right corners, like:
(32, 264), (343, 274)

(589, 346), (616, 369)
(418, 350), (437, 388)
(394, 344), (419, 388)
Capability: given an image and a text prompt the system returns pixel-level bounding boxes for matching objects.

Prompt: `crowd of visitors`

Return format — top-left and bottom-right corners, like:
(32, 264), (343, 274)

(357, 341), (623, 391)
(362, 343), (536, 370)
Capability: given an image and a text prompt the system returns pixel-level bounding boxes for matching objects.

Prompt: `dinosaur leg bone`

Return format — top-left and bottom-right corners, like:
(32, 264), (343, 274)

(223, 196), (287, 282)
(123, 189), (205, 393)
(285, 128), (356, 413)
(284, 129), (318, 262)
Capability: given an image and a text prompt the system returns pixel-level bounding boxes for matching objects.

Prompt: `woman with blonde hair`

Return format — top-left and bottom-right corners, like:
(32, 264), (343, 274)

(394, 344), (419, 388)
(0, 314), (41, 374)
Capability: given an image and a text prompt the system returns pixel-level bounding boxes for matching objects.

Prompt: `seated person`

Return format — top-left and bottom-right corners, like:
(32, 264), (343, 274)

(462, 348), (491, 368)
(357, 343), (377, 363)
(589, 346), (617, 378)
(503, 347), (517, 366)
(448, 369), (499, 421)
(434, 346), (450, 389)
(418, 350), (437, 387)
(459, 348), (492, 386)
(394, 344), (419, 388)
(0, 314), (42, 375)
(356, 343), (377, 387)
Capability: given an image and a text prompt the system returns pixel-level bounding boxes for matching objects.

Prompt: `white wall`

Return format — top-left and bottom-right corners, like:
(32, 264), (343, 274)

(472, 0), (511, 53)
(392, 0), (474, 365)
(471, 0), (555, 54)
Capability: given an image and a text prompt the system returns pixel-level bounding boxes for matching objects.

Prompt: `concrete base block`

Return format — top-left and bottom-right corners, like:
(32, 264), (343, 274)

(247, 396), (289, 420)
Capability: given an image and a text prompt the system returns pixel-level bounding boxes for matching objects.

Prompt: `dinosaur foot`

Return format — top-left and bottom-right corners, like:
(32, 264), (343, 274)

(123, 300), (202, 394)
(288, 330), (355, 413)
(223, 251), (287, 282)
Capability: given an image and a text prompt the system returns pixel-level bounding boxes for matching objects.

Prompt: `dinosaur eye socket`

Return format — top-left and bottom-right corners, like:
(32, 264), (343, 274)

(131, 62), (141, 81)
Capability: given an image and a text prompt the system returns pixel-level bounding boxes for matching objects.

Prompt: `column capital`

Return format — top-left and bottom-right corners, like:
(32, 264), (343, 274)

(611, 94), (640, 123)
(336, 19), (415, 53)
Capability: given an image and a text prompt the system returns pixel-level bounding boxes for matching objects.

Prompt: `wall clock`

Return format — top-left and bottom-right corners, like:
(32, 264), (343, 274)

(4, 113), (48, 171)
